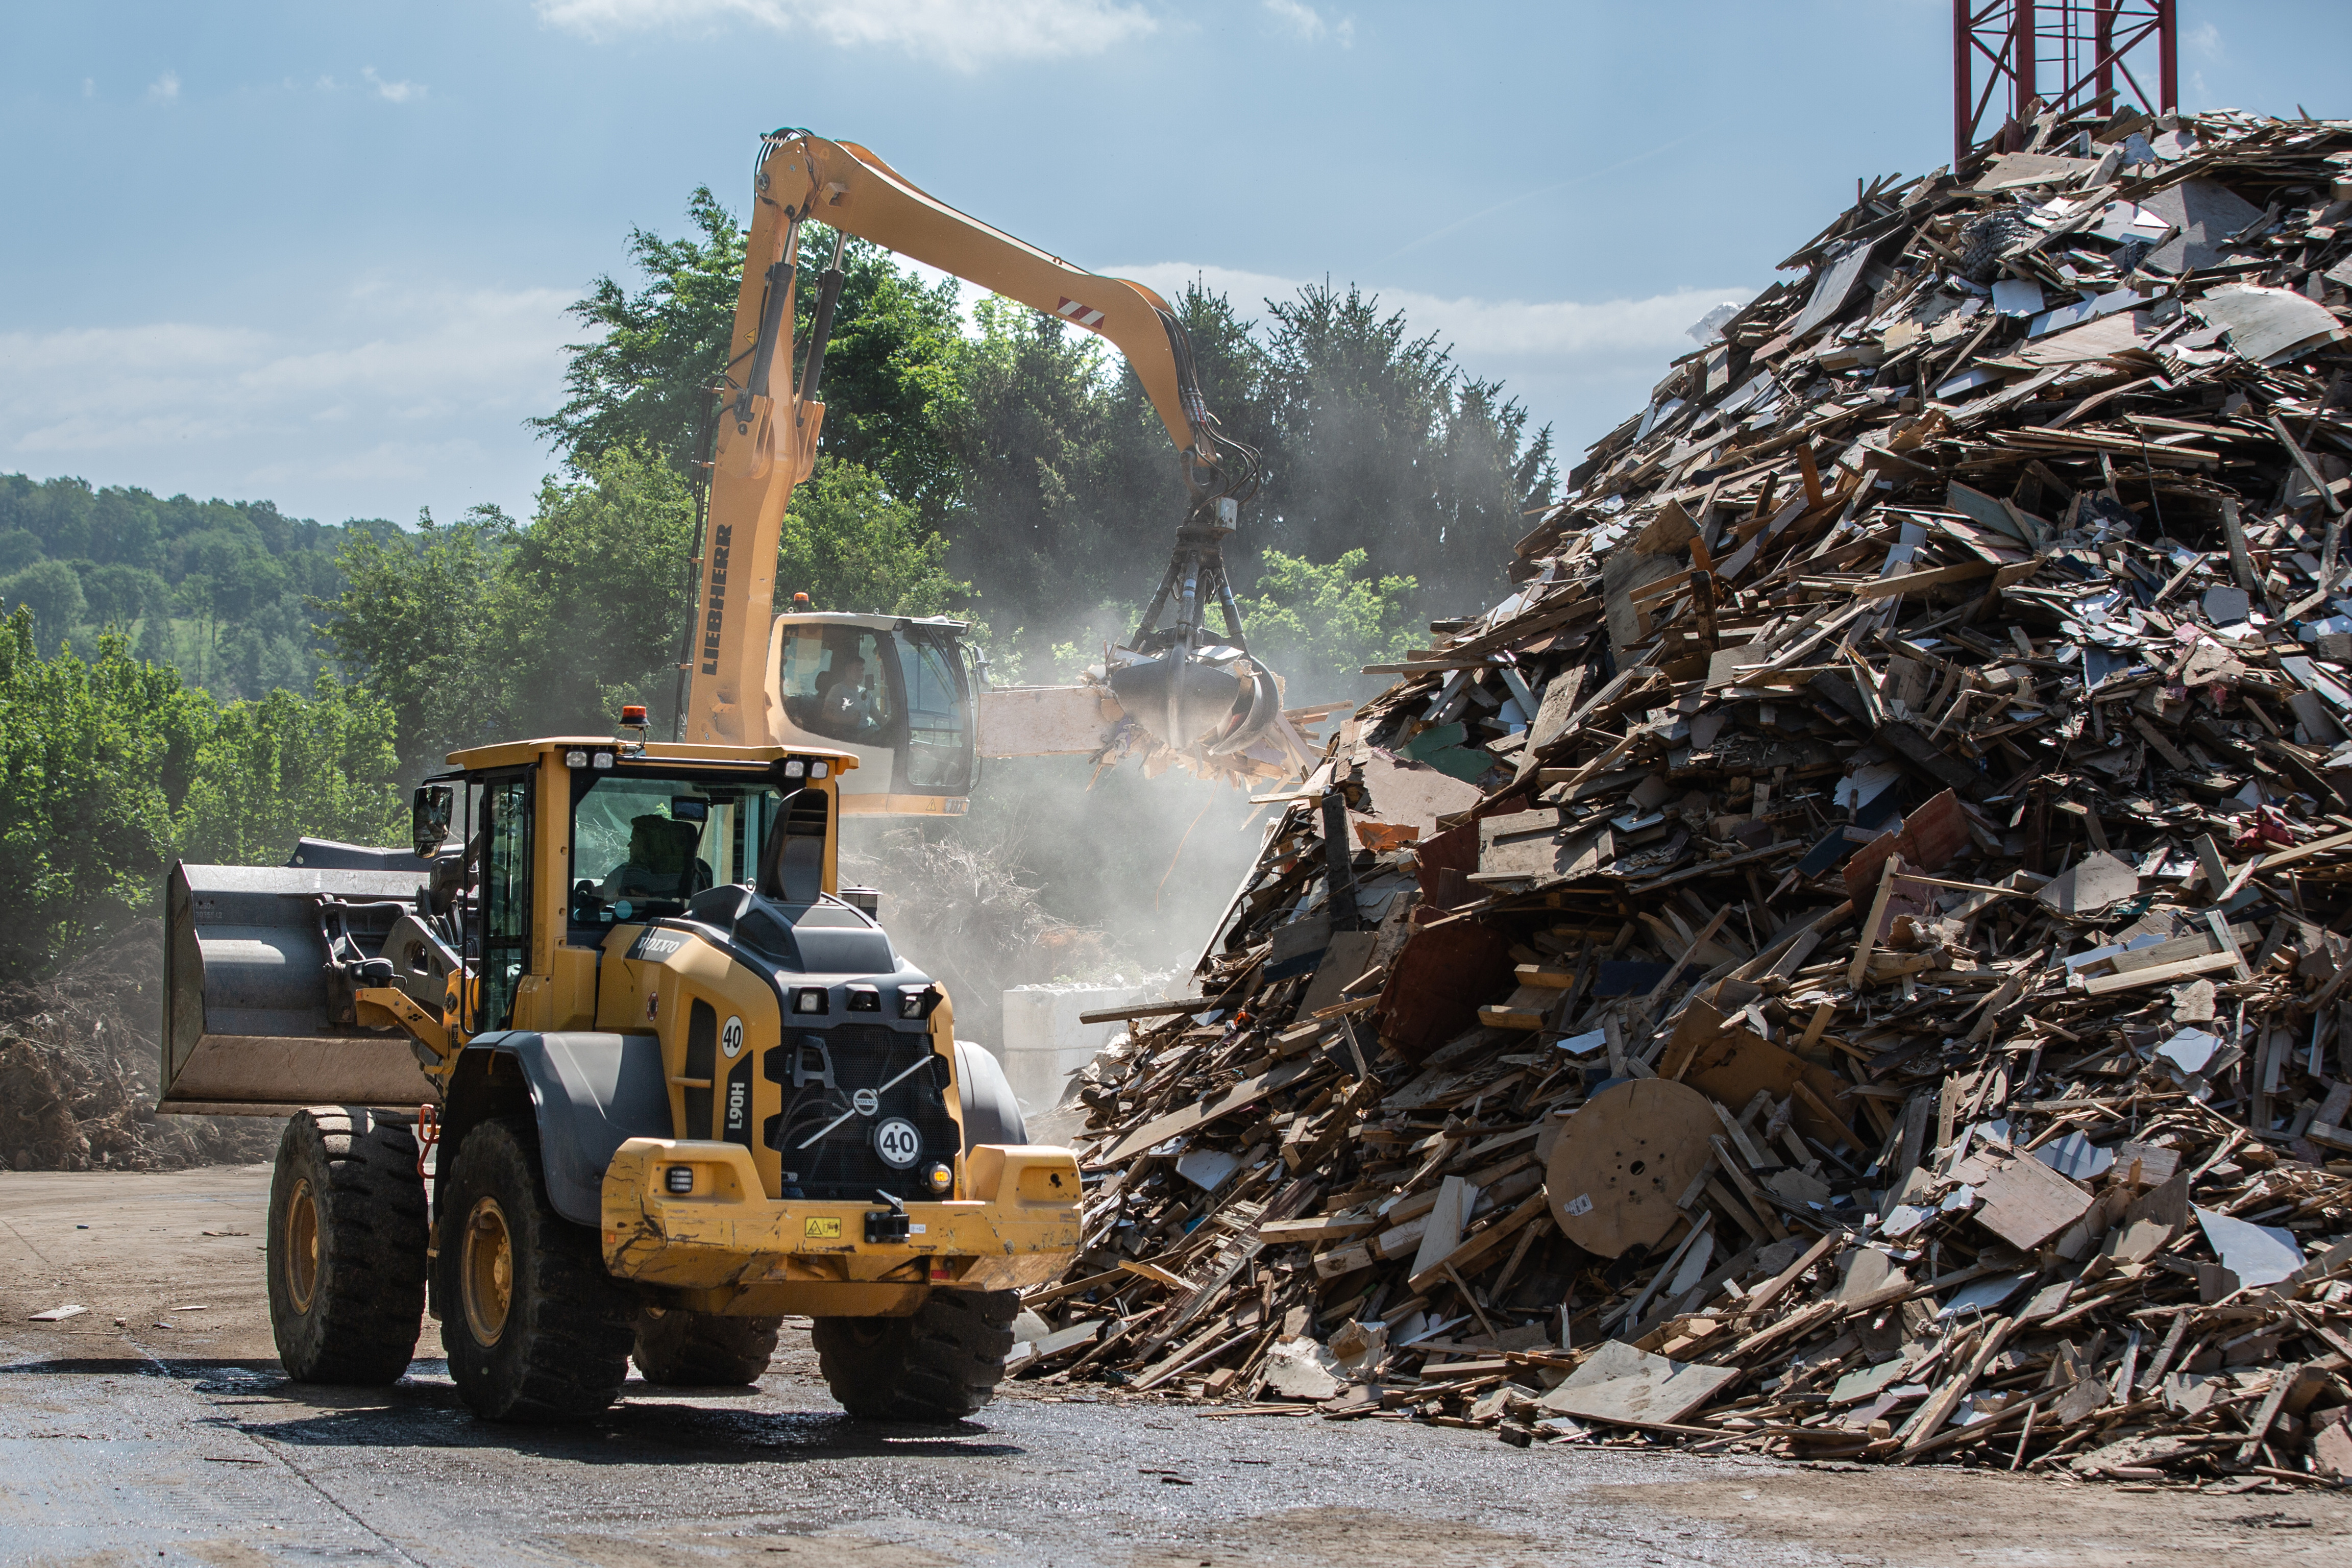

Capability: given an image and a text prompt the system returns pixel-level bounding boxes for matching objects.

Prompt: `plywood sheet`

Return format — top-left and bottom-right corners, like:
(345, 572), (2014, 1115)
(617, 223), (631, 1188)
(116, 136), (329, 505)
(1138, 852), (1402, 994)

(1536, 1339), (1739, 1426)
(1973, 1150), (2094, 1251)
(1660, 998), (1856, 1148)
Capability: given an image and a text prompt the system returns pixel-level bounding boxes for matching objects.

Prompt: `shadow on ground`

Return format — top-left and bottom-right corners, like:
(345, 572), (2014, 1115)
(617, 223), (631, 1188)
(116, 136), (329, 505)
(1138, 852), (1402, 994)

(3, 1351), (1023, 1465)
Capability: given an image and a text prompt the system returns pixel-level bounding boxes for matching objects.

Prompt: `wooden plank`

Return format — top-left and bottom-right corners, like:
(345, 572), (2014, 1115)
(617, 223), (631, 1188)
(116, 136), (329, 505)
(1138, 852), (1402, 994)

(2079, 950), (2238, 995)
(1406, 1189), (1552, 1296)
(1078, 997), (1222, 1026)
(1851, 559), (1999, 600)
(2257, 826), (2352, 874)
(1848, 853), (1902, 989)
(1096, 1056), (1328, 1165)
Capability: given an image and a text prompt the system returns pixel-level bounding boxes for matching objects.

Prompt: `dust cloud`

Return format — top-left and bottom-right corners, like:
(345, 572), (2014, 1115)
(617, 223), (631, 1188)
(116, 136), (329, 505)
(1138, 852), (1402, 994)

(841, 750), (1267, 1056)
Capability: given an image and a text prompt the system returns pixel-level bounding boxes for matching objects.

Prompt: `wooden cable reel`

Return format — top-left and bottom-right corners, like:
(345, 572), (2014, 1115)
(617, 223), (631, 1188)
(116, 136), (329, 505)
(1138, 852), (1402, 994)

(1545, 1079), (1718, 1258)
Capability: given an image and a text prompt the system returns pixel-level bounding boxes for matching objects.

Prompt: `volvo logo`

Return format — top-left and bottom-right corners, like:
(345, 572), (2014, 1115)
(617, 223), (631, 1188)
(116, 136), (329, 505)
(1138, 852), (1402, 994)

(851, 1087), (879, 1116)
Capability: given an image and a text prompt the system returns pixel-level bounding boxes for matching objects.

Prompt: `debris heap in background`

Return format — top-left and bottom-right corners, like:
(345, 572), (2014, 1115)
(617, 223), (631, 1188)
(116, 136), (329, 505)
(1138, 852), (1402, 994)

(1020, 108), (2352, 1489)
(0, 923), (273, 1171)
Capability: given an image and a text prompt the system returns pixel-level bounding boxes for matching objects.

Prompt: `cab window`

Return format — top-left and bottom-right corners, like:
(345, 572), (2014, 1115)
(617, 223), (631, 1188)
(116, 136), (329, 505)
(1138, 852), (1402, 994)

(895, 635), (971, 791)
(777, 627), (897, 744)
(477, 776), (532, 1031)
(569, 774), (782, 933)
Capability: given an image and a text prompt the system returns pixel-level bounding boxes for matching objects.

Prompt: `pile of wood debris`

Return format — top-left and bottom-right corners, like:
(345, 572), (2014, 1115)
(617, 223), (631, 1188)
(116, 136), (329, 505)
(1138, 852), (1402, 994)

(1017, 108), (2352, 1489)
(0, 923), (274, 1172)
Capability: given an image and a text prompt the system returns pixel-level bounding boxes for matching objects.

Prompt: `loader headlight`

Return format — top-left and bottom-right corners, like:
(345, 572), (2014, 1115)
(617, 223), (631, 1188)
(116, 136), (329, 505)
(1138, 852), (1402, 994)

(899, 984), (939, 1019)
(592, 751), (614, 770)
(565, 749), (588, 768)
(847, 985), (881, 1013)
(925, 1161), (953, 1194)
(783, 760), (805, 778)
(665, 1165), (694, 1194)
(793, 986), (828, 1015)
(811, 762), (828, 779)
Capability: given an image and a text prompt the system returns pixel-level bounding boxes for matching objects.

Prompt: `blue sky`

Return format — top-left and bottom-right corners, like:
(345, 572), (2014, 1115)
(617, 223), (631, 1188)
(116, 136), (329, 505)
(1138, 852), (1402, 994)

(5, 1), (2349, 527)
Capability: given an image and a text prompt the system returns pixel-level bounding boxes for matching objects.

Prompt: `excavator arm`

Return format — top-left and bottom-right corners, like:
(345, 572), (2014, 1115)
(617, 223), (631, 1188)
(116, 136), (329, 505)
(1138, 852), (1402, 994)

(684, 130), (1272, 758)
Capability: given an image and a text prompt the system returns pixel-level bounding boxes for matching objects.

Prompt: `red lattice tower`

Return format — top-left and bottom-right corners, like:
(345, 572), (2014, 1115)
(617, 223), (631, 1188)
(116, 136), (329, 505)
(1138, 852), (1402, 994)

(1955, 2), (2179, 166)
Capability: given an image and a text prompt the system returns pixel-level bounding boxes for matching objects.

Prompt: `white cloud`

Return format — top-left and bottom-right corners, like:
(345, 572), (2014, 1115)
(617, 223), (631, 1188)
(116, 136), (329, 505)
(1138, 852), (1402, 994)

(1264, 0), (1352, 46)
(535, 0), (1157, 69)
(2186, 20), (2222, 59)
(0, 283), (578, 523)
(146, 71), (178, 105)
(362, 67), (427, 104)
(81, 78), (94, 98)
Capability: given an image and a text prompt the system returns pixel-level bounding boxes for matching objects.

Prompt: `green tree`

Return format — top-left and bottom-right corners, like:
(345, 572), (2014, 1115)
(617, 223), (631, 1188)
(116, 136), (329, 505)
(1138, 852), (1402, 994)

(1, 558), (88, 653)
(316, 504), (517, 774)
(1237, 550), (1419, 705)
(530, 187), (748, 477)
(488, 447), (700, 736)
(0, 609), (211, 979)
(178, 677), (404, 864)
(1260, 282), (1555, 617)
(779, 457), (966, 617)
(943, 296), (1130, 661)
(317, 449), (704, 769)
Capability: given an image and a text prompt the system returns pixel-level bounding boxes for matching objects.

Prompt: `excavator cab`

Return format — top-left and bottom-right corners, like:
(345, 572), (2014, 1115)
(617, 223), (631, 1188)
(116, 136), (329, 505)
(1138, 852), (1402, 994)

(764, 610), (979, 816)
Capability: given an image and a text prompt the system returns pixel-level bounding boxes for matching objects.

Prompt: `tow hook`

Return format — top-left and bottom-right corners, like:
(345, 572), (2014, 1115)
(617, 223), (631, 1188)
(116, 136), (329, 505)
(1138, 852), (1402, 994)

(864, 1190), (912, 1244)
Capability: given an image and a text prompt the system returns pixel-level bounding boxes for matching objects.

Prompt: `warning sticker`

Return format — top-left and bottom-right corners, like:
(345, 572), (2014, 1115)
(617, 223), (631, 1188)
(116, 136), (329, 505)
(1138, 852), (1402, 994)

(1562, 1193), (1595, 1216)
(803, 1216), (843, 1239)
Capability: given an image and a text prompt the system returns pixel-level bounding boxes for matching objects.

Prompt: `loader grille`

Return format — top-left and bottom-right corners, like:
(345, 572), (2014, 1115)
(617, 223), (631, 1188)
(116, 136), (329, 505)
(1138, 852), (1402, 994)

(761, 1023), (959, 1202)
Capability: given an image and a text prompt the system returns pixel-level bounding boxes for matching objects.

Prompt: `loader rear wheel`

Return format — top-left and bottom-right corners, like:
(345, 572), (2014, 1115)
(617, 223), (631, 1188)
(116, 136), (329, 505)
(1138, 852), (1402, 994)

(435, 1116), (635, 1422)
(267, 1108), (428, 1385)
(813, 1288), (1019, 1423)
(631, 1308), (781, 1386)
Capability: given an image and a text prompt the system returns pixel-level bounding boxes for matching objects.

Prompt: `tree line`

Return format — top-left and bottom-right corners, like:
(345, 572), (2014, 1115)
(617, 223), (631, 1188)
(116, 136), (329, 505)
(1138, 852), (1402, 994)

(0, 474), (397, 699)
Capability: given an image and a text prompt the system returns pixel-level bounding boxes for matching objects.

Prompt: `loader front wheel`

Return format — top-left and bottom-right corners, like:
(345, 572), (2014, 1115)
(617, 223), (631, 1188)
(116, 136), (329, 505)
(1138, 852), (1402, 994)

(267, 1108), (428, 1385)
(813, 1289), (1019, 1423)
(631, 1307), (781, 1386)
(435, 1116), (635, 1422)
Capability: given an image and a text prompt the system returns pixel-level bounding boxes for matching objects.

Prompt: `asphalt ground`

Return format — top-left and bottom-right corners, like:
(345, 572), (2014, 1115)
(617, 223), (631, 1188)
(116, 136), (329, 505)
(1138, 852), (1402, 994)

(4, 1166), (2350, 1568)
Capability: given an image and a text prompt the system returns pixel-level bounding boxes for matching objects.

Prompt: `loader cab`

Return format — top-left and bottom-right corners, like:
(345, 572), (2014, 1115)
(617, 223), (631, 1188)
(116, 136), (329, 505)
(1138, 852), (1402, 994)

(424, 737), (856, 1036)
(765, 611), (978, 818)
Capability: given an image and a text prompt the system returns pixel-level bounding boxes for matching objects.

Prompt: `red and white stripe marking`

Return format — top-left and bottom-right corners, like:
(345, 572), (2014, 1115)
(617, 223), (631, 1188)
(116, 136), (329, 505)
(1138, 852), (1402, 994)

(1055, 297), (1106, 328)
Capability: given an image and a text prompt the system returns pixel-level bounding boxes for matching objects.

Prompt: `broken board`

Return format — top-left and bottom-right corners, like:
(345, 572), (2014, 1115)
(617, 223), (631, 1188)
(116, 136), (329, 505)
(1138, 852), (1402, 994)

(1535, 1338), (1740, 1426)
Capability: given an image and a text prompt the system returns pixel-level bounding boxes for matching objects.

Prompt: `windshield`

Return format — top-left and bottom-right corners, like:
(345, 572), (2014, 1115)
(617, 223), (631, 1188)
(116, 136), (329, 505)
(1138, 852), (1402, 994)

(570, 772), (785, 932)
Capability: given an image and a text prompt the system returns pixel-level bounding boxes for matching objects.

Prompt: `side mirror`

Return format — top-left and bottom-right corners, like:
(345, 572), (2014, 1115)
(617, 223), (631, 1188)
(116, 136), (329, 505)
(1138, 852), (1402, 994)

(412, 784), (454, 859)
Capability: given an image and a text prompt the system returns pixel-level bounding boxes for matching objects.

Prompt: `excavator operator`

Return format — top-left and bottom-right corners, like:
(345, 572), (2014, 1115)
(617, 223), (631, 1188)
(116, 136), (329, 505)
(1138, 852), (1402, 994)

(813, 653), (880, 741)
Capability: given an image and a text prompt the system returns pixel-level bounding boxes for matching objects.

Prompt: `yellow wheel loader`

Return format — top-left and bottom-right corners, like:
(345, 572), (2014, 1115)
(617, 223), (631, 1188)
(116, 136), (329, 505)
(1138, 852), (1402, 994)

(163, 724), (1079, 1423)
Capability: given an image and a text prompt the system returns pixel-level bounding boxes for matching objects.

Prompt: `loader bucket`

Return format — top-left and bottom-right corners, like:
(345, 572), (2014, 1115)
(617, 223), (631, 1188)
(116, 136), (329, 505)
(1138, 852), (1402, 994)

(161, 849), (435, 1115)
(1105, 645), (1283, 757)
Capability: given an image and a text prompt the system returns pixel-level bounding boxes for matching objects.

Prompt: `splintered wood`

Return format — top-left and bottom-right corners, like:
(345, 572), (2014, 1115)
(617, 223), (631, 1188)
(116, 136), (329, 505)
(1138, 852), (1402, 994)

(1018, 108), (2352, 1487)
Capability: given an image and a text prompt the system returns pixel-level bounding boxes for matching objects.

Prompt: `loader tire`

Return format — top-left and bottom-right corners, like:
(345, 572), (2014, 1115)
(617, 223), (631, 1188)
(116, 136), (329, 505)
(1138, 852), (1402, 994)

(435, 1116), (635, 1422)
(813, 1288), (1019, 1423)
(631, 1308), (781, 1386)
(267, 1107), (428, 1385)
